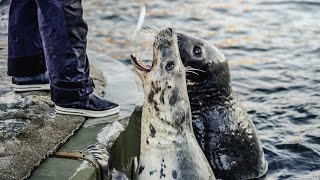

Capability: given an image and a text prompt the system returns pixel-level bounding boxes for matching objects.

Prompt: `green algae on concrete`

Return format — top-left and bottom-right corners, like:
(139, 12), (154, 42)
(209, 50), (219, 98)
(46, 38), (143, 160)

(68, 162), (98, 180)
(31, 153), (101, 180)
(30, 158), (88, 180)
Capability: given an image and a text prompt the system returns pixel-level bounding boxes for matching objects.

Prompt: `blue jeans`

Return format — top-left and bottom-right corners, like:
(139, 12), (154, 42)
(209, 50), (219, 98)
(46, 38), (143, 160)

(7, 0), (93, 103)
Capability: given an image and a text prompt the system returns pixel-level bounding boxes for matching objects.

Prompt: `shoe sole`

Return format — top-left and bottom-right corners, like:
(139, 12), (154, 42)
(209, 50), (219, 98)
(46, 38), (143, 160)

(13, 84), (50, 92)
(55, 105), (120, 118)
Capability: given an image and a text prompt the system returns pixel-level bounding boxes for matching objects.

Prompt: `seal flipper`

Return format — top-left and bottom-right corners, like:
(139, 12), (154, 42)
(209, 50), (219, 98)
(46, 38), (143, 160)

(86, 142), (134, 180)
(85, 142), (111, 180)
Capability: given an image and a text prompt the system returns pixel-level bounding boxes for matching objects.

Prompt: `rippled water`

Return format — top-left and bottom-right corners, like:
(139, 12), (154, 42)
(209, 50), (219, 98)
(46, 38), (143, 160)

(83, 1), (320, 179)
(0, 0), (319, 179)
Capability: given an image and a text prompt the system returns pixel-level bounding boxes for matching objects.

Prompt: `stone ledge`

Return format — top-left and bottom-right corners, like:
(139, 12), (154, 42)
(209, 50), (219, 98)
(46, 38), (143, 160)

(28, 51), (143, 180)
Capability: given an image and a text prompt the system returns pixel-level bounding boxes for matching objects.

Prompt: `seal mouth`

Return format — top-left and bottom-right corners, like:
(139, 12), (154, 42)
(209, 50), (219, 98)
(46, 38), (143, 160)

(131, 54), (151, 73)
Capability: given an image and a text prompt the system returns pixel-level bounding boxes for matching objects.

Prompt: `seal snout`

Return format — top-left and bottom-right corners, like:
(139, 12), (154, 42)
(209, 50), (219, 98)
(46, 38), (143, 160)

(161, 27), (174, 36)
(155, 28), (179, 53)
(155, 28), (177, 45)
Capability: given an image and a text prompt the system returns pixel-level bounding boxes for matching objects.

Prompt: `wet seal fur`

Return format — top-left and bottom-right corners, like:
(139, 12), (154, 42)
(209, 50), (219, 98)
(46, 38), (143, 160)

(132, 28), (215, 180)
(178, 33), (268, 179)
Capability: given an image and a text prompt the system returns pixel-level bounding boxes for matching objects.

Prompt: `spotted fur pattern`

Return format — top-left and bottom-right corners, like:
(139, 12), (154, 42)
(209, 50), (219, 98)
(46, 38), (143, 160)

(133, 28), (215, 180)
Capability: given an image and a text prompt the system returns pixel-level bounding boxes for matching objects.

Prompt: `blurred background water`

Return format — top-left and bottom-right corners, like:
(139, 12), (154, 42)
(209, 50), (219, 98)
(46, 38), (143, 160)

(0, 0), (320, 179)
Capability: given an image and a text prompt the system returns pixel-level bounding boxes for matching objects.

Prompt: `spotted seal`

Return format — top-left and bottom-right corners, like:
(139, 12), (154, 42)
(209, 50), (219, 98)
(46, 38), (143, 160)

(131, 28), (215, 180)
(178, 33), (268, 179)
(86, 29), (216, 180)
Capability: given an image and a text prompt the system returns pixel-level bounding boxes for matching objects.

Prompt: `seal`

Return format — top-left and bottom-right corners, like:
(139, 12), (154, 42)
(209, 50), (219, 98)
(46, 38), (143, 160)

(131, 28), (215, 180)
(177, 33), (268, 179)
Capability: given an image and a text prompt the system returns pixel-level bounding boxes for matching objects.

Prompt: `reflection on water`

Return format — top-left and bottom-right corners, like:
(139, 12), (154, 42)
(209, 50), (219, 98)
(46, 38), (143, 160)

(84, 0), (320, 179)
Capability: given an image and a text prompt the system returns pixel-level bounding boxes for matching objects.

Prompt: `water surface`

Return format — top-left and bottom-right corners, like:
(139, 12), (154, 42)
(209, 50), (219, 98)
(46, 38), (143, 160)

(83, 1), (320, 179)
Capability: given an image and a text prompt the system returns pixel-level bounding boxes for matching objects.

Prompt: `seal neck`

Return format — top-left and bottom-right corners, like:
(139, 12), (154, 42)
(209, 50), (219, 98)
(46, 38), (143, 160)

(141, 99), (192, 134)
(187, 61), (233, 107)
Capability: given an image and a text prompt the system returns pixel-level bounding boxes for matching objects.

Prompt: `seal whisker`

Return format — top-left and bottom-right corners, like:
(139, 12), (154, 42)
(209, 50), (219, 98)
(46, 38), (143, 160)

(141, 29), (153, 36)
(148, 27), (158, 34)
(135, 28), (157, 42)
(158, 23), (166, 30)
(139, 31), (153, 39)
(151, 25), (162, 33)
(185, 66), (205, 73)
(141, 27), (155, 35)
(136, 33), (154, 41)
(145, 26), (159, 34)
(152, 25), (160, 32)
(186, 70), (200, 75)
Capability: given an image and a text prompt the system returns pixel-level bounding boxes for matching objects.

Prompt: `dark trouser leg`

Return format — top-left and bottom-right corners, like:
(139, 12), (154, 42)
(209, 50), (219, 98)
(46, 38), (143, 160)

(35, 0), (93, 103)
(7, 0), (46, 77)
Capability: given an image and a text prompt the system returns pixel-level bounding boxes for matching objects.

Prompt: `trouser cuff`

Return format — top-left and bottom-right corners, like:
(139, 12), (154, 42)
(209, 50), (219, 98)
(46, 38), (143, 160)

(50, 78), (94, 103)
(7, 52), (46, 77)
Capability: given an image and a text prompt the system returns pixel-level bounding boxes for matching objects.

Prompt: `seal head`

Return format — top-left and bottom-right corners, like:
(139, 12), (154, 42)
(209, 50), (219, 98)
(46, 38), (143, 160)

(178, 33), (227, 84)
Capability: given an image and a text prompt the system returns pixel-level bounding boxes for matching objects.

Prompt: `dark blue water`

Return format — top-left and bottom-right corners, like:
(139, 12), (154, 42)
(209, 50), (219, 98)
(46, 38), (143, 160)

(0, 0), (319, 179)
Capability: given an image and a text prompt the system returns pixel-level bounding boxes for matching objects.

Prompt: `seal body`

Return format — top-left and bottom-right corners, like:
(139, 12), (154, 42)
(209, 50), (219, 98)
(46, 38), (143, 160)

(178, 33), (268, 179)
(132, 28), (215, 180)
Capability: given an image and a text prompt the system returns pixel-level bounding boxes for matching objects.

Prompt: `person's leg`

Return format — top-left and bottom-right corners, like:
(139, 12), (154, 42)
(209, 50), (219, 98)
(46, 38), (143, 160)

(7, 0), (49, 91)
(35, 0), (119, 117)
(35, 0), (91, 103)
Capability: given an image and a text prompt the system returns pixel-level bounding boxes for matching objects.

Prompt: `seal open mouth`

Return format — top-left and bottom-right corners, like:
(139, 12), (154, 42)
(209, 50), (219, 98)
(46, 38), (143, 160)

(131, 54), (151, 73)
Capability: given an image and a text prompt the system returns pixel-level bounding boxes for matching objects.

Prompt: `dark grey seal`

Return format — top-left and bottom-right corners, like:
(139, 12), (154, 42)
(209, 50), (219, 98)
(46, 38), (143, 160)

(178, 33), (268, 179)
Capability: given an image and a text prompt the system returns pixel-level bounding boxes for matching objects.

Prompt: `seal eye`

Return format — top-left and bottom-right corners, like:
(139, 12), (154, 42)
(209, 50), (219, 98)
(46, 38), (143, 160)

(193, 46), (202, 55)
(165, 61), (175, 71)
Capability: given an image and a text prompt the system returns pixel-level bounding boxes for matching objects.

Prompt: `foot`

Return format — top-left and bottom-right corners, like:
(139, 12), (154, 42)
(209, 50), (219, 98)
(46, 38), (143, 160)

(12, 72), (50, 92)
(55, 94), (120, 118)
